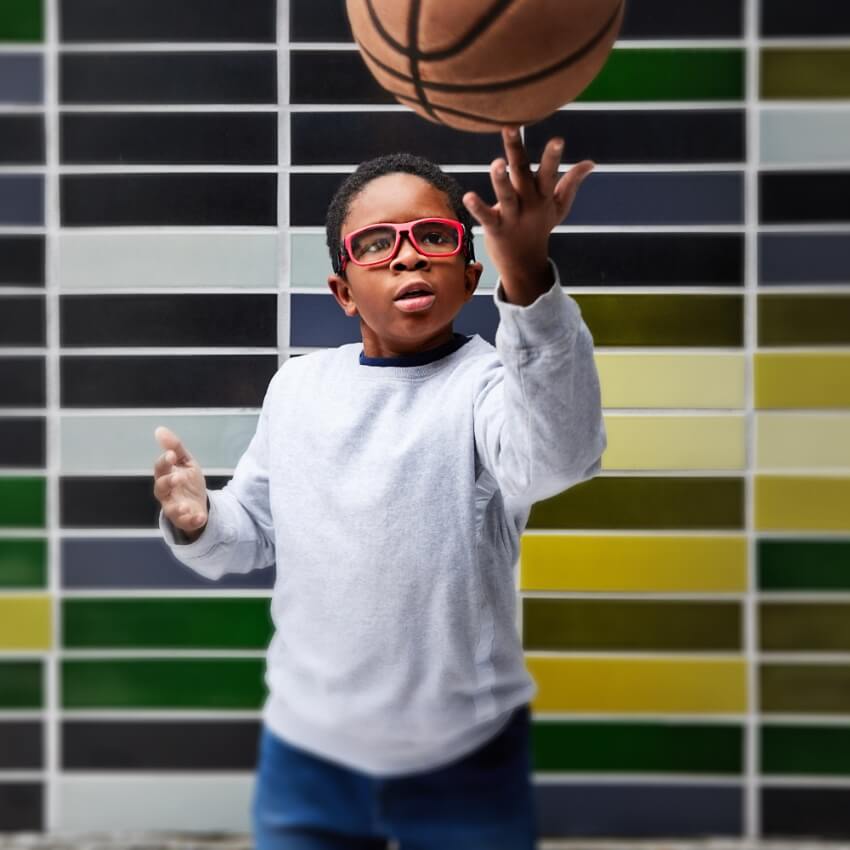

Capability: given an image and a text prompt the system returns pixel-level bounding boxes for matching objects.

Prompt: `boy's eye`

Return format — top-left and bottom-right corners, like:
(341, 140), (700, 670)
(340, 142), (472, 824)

(420, 230), (450, 245)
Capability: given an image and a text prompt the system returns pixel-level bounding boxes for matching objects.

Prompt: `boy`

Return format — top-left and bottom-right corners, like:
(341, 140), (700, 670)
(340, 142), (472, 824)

(153, 127), (606, 850)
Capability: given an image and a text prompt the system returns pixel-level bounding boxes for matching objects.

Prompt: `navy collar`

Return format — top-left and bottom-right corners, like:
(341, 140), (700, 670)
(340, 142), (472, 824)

(359, 333), (472, 367)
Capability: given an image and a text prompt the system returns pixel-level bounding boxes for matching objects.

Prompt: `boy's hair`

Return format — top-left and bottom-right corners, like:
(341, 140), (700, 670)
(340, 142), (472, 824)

(325, 152), (476, 276)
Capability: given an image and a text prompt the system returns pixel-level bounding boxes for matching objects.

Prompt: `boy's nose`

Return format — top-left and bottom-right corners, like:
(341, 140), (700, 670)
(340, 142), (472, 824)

(390, 233), (430, 271)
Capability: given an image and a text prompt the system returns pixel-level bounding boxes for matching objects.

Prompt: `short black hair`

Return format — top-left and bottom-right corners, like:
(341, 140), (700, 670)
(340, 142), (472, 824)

(325, 152), (476, 275)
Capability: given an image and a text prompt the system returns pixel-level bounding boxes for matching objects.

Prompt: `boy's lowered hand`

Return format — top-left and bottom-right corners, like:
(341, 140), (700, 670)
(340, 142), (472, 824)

(462, 126), (594, 306)
(153, 426), (208, 541)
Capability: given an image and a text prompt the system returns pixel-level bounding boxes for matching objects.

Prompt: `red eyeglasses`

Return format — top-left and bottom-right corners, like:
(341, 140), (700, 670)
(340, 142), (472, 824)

(338, 217), (467, 273)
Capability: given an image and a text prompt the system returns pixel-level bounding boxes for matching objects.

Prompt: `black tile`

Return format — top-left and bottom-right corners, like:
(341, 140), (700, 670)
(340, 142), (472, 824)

(0, 722), (42, 769)
(61, 113), (277, 165)
(0, 237), (44, 287)
(60, 52), (277, 104)
(61, 475), (230, 529)
(63, 719), (261, 770)
(60, 355), (277, 407)
(61, 294), (277, 347)
(762, 0), (850, 35)
(291, 112), (505, 165)
(763, 787), (850, 839)
(61, 0), (276, 42)
(760, 172), (850, 224)
(61, 174), (277, 226)
(0, 418), (45, 467)
(0, 116), (45, 165)
(0, 297), (44, 346)
(0, 359), (45, 407)
(291, 50), (393, 104)
(526, 110), (746, 164)
(0, 784), (42, 831)
(553, 233), (744, 286)
(290, 0), (743, 41)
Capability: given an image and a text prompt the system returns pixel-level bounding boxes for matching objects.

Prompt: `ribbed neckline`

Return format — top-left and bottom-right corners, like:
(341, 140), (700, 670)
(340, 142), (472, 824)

(359, 332), (472, 368)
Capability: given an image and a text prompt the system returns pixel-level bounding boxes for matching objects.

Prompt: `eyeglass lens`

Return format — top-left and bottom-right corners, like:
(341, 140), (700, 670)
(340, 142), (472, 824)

(349, 220), (460, 264)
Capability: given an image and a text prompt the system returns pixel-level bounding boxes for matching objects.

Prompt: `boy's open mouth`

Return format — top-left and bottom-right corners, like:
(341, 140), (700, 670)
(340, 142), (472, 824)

(393, 293), (436, 312)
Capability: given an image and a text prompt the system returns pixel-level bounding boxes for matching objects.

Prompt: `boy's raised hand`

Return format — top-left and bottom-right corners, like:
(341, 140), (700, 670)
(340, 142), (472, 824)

(462, 126), (594, 306)
(153, 426), (208, 540)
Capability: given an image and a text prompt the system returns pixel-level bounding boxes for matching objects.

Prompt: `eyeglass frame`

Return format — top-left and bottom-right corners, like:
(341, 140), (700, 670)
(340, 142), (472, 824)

(334, 216), (476, 275)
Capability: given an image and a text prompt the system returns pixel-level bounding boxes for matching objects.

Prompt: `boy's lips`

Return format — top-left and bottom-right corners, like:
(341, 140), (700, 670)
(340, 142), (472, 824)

(394, 293), (436, 312)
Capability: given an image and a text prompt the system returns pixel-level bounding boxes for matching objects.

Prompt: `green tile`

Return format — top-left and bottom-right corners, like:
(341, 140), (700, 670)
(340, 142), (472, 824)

(63, 598), (272, 649)
(759, 540), (850, 591)
(532, 721), (743, 774)
(62, 659), (265, 709)
(0, 478), (45, 528)
(578, 49), (745, 102)
(761, 603), (850, 652)
(523, 599), (741, 651)
(527, 477), (745, 530)
(0, 0), (42, 42)
(762, 725), (850, 776)
(0, 539), (46, 588)
(575, 295), (743, 347)
(761, 664), (850, 714)
(0, 661), (42, 708)
(762, 49), (850, 99)
(759, 295), (850, 346)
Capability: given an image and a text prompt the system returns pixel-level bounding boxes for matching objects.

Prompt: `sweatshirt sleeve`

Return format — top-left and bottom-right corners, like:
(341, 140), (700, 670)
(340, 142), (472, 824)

(158, 377), (277, 581)
(473, 259), (607, 505)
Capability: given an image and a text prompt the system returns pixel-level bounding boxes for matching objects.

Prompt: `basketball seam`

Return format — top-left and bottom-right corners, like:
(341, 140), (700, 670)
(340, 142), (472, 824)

(358, 0), (624, 97)
(407, 0), (437, 118)
(388, 90), (539, 126)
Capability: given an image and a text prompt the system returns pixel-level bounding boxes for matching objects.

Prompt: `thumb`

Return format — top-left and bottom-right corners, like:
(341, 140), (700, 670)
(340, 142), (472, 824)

(154, 426), (193, 464)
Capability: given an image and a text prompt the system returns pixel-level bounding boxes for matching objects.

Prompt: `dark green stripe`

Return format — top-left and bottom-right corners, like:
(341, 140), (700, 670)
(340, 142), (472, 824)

(0, 478), (45, 528)
(762, 49), (850, 99)
(575, 294), (743, 347)
(62, 659), (265, 709)
(761, 664), (850, 714)
(759, 540), (850, 591)
(533, 721), (743, 774)
(63, 598), (273, 649)
(761, 603), (850, 652)
(759, 295), (850, 346)
(579, 49), (745, 102)
(528, 477), (745, 530)
(524, 600), (741, 651)
(0, 661), (42, 708)
(0, 0), (42, 41)
(763, 725), (850, 776)
(0, 539), (46, 588)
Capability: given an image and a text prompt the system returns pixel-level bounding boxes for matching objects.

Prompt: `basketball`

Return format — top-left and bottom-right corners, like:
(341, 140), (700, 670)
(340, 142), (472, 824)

(345, 0), (626, 132)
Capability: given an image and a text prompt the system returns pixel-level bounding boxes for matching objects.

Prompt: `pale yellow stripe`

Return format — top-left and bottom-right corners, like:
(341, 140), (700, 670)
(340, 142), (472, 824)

(596, 354), (745, 409)
(520, 535), (747, 592)
(0, 596), (52, 650)
(527, 656), (747, 714)
(756, 354), (850, 409)
(757, 414), (850, 470)
(756, 475), (850, 531)
(602, 415), (745, 470)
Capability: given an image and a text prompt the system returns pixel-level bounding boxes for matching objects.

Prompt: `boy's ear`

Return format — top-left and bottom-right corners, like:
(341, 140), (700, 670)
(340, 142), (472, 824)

(464, 262), (483, 300)
(327, 274), (359, 317)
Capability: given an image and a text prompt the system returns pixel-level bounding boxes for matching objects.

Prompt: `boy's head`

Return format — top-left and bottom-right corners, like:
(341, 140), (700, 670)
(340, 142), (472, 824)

(325, 153), (483, 359)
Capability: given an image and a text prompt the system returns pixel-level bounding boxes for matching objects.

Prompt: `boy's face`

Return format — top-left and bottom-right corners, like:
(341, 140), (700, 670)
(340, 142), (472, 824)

(327, 173), (483, 359)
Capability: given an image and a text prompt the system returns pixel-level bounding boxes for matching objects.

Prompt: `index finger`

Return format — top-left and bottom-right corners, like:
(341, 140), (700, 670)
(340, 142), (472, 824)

(154, 425), (192, 464)
(501, 127), (533, 189)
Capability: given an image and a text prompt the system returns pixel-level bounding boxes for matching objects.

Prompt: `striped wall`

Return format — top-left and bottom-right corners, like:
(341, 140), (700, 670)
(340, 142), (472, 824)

(1, 0), (850, 841)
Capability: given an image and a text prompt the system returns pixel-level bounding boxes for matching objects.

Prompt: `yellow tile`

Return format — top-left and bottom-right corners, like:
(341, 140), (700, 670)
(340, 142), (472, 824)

(527, 656), (747, 713)
(757, 414), (850, 470)
(756, 353), (850, 409)
(596, 353), (745, 409)
(520, 535), (747, 592)
(756, 476), (850, 531)
(603, 415), (746, 470)
(0, 596), (51, 650)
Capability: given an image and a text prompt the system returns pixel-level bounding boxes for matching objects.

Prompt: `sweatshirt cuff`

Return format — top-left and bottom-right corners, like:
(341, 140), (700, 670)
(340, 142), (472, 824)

(158, 493), (224, 558)
(493, 258), (583, 350)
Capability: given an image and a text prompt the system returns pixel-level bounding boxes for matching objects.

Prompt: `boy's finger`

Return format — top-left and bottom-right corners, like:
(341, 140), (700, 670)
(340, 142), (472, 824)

(491, 159), (518, 218)
(153, 452), (173, 478)
(154, 425), (193, 464)
(553, 160), (594, 217)
(153, 473), (174, 502)
(501, 127), (533, 192)
(462, 191), (500, 230)
(537, 137), (564, 198)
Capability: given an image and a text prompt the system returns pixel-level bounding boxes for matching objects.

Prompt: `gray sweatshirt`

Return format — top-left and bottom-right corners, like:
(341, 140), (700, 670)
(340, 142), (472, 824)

(159, 265), (606, 776)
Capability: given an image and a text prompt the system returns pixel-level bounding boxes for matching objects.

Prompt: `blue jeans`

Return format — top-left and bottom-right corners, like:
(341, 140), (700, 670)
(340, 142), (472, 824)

(252, 704), (537, 850)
